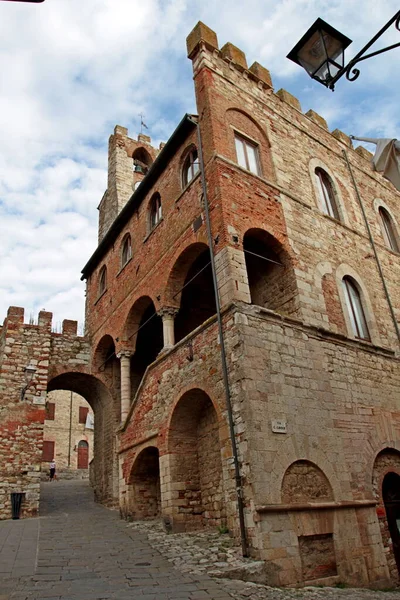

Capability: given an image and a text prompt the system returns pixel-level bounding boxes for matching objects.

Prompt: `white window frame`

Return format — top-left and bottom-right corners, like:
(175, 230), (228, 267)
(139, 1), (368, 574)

(314, 168), (340, 220)
(342, 276), (370, 341)
(121, 235), (132, 267)
(234, 133), (261, 176)
(149, 194), (162, 231)
(182, 148), (200, 188)
(379, 206), (399, 253)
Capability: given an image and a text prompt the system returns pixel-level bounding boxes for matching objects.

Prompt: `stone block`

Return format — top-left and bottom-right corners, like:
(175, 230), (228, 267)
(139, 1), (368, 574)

(220, 43), (248, 69)
(276, 88), (301, 111)
(305, 109), (328, 130)
(249, 62), (273, 88)
(186, 22), (219, 58)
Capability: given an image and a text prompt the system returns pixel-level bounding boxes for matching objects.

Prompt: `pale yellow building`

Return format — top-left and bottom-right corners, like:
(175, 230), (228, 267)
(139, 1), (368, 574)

(41, 390), (94, 477)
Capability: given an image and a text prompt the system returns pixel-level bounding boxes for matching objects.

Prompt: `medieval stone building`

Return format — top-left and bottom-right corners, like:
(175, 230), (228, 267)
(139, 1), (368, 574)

(1, 21), (400, 588)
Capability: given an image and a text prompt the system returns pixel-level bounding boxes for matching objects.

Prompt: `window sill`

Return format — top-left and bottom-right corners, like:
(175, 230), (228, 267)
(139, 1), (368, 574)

(176, 171), (201, 202)
(116, 256), (132, 278)
(143, 218), (163, 244)
(94, 289), (107, 306)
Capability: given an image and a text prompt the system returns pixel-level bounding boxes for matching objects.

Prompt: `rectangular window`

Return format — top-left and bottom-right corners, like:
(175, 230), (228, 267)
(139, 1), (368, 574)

(234, 134), (261, 176)
(79, 406), (89, 424)
(46, 402), (55, 421)
(42, 440), (55, 462)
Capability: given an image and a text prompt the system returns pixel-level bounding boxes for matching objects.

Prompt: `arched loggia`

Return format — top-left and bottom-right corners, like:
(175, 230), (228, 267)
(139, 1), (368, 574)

(124, 296), (163, 399)
(243, 228), (298, 316)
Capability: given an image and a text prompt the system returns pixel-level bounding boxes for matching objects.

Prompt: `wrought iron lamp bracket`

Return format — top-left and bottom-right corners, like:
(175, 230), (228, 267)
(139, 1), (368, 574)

(329, 11), (400, 89)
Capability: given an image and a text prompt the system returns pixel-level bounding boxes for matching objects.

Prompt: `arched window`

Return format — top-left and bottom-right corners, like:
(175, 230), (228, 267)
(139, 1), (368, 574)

(234, 133), (261, 176)
(149, 194), (162, 231)
(314, 168), (340, 220)
(342, 276), (370, 340)
(182, 148), (200, 187)
(379, 207), (399, 252)
(98, 266), (107, 296)
(121, 234), (132, 267)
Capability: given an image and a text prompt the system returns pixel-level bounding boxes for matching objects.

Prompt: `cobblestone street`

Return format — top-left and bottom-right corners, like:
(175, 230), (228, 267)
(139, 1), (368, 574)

(0, 481), (399, 600)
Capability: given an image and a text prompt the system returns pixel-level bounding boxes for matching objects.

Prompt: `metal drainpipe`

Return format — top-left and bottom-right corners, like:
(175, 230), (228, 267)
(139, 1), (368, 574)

(196, 121), (248, 557)
(343, 150), (400, 344)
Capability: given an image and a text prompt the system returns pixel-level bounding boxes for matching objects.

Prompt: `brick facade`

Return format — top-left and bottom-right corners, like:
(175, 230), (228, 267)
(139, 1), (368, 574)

(1, 19), (400, 589)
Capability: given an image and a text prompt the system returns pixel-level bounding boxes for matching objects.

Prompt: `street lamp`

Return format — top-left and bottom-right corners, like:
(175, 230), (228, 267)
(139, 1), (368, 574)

(20, 363), (37, 401)
(287, 11), (400, 90)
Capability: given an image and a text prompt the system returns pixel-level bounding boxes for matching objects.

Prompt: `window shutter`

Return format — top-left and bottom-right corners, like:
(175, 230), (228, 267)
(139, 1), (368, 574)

(42, 441), (55, 461)
(46, 402), (55, 420)
(79, 407), (89, 424)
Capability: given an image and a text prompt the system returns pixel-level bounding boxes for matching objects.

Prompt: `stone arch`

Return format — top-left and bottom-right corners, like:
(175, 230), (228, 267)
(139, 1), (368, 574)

(132, 146), (152, 174)
(225, 107), (274, 180)
(164, 242), (215, 343)
(335, 263), (380, 345)
(372, 449), (400, 581)
(309, 157), (348, 225)
(127, 446), (161, 519)
(243, 227), (299, 316)
(165, 388), (226, 531)
(281, 460), (334, 504)
(123, 296), (163, 399)
(47, 372), (118, 506)
(92, 334), (120, 419)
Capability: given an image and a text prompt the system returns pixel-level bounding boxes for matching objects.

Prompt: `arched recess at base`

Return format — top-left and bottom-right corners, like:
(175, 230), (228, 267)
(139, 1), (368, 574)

(47, 372), (118, 507)
(166, 388), (226, 532)
(128, 447), (161, 519)
(373, 449), (400, 582)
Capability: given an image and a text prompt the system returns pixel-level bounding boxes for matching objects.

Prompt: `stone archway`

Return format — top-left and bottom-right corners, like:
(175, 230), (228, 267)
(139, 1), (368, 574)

(373, 449), (400, 581)
(128, 447), (161, 519)
(166, 388), (225, 531)
(47, 372), (118, 506)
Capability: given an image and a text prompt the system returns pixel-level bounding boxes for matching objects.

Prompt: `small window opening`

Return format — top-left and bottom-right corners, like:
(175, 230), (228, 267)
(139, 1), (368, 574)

(121, 235), (132, 267)
(342, 276), (370, 340)
(149, 194), (162, 231)
(379, 207), (399, 253)
(234, 134), (261, 176)
(314, 168), (340, 220)
(98, 266), (107, 296)
(182, 148), (200, 187)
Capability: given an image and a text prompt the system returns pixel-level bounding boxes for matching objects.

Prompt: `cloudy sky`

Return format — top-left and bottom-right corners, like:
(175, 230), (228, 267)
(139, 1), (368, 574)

(0, 0), (398, 331)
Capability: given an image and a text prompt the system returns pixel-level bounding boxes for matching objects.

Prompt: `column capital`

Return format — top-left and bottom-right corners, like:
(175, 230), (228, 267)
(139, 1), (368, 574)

(158, 306), (179, 319)
(116, 350), (131, 359)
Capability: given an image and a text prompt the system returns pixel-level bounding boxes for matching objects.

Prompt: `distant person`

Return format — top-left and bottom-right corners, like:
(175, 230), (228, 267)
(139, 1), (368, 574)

(49, 460), (56, 481)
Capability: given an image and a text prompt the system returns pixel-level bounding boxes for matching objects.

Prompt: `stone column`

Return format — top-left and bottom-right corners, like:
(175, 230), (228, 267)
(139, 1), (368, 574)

(158, 308), (179, 350)
(117, 350), (131, 422)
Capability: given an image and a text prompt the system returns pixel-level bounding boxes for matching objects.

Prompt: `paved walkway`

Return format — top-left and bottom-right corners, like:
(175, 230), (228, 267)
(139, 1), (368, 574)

(0, 481), (232, 600)
(0, 481), (399, 600)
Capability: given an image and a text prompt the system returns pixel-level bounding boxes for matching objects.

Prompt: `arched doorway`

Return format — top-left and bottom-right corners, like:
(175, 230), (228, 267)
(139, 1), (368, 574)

(383, 472), (400, 576)
(372, 449), (400, 581)
(128, 447), (161, 519)
(77, 440), (89, 469)
(167, 389), (225, 531)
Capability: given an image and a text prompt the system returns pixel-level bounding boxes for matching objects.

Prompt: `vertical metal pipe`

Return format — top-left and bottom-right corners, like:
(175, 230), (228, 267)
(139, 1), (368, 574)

(68, 391), (73, 467)
(344, 150), (400, 344)
(196, 122), (248, 557)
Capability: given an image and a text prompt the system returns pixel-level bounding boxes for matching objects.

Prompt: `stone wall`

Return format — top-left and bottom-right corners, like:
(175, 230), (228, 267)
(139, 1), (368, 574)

(0, 307), (92, 519)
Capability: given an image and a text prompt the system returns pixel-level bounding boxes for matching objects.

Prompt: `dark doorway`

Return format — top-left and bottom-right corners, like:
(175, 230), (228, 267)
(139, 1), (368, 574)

(383, 472), (400, 576)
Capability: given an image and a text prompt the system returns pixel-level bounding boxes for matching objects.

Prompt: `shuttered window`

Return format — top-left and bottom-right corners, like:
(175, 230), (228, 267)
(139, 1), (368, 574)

(79, 406), (89, 424)
(46, 402), (55, 421)
(42, 441), (55, 461)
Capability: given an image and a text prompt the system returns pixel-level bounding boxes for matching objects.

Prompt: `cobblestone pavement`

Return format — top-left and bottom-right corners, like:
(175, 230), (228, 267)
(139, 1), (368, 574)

(0, 481), (399, 600)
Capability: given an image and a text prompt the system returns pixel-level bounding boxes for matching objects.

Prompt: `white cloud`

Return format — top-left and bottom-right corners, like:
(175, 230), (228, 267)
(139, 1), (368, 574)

(0, 0), (398, 327)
